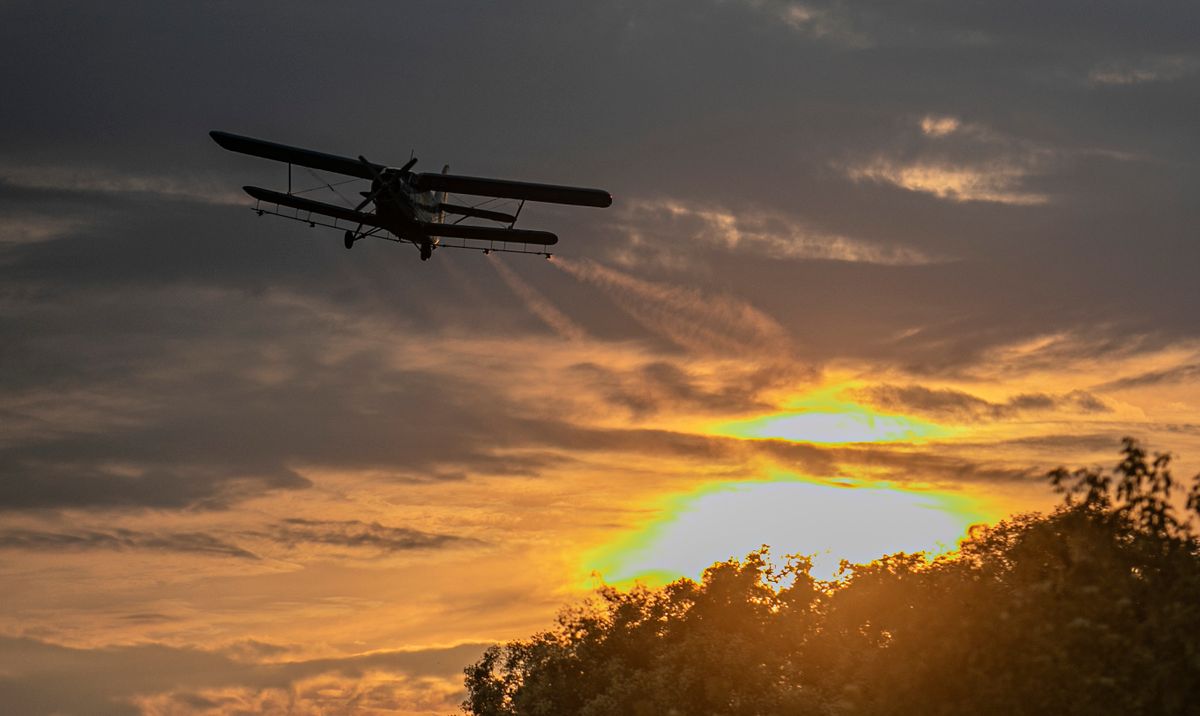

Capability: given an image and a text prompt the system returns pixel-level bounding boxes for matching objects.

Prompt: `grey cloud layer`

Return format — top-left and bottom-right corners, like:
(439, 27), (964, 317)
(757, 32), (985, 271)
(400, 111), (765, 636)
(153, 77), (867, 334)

(0, 636), (486, 716)
(0, 0), (1194, 510)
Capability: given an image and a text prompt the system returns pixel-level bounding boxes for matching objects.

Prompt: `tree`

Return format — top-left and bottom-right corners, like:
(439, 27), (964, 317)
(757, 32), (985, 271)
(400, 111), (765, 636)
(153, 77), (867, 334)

(463, 439), (1200, 715)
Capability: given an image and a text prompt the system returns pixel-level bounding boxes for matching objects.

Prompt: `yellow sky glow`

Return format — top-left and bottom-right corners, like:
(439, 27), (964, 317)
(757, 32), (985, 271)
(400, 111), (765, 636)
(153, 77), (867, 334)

(586, 475), (995, 583)
(710, 383), (956, 444)
(583, 383), (995, 584)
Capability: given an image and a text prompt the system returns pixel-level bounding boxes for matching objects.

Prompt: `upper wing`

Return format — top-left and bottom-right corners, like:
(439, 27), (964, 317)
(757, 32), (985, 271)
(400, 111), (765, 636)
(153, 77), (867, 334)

(419, 222), (558, 246)
(243, 186), (382, 227)
(212, 131), (384, 180)
(438, 202), (517, 224)
(414, 172), (612, 208)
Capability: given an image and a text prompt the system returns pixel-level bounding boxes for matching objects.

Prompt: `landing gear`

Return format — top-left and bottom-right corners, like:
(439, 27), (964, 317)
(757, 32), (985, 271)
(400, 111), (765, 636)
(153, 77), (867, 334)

(344, 230), (356, 250)
(419, 241), (433, 261)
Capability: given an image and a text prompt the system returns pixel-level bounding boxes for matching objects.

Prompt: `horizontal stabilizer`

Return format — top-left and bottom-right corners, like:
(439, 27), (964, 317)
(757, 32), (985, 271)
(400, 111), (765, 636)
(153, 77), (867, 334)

(243, 186), (382, 227)
(213, 131), (384, 180)
(438, 202), (517, 224)
(415, 172), (612, 208)
(419, 222), (558, 246)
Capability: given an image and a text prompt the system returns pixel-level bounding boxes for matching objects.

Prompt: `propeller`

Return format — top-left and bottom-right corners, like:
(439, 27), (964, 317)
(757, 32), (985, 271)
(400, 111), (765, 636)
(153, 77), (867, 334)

(352, 155), (418, 211)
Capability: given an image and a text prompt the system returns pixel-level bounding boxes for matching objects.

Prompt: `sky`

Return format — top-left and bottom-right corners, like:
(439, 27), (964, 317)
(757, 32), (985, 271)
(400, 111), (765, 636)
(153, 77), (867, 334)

(2, 1), (1199, 713)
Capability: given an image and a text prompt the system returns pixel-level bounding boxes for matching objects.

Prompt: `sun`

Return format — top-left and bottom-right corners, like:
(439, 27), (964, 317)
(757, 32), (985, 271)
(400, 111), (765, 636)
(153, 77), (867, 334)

(585, 382), (988, 584)
(586, 475), (995, 583)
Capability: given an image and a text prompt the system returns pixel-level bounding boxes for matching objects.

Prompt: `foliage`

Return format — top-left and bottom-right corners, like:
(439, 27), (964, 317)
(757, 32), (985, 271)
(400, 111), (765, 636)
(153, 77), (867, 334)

(463, 439), (1200, 715)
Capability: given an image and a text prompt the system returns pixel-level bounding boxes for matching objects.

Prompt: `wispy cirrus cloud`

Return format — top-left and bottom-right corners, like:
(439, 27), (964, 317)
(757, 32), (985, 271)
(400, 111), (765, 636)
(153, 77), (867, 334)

(845, 158), (1050, 205)
(1088, 54), (1200, 85)
(854, 384), (1110, 422)
(0, 527), (259, 559)
(841, 114), (1058, 206)
(1093, 362), (1200, 391)
(613, 199), (941, 265)
(739, 0), (870, 47)
(0, 214), (90, 245)
(258, 518), (481, 554)
(0, 166), (245, 205)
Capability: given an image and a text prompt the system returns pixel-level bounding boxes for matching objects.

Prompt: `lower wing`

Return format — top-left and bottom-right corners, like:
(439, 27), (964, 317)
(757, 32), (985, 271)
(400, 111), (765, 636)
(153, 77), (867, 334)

(242, 186), (382, 227)
(419, 223), (558, 246)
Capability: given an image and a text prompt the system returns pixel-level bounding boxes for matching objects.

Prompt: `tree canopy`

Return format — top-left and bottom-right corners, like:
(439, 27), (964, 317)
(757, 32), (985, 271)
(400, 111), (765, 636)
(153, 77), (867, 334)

(463, 439), (1200, 715)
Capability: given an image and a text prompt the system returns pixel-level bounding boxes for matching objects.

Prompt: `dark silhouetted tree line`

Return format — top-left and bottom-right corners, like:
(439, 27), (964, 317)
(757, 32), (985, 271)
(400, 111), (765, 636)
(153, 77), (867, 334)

(462, 439), (1200, 715)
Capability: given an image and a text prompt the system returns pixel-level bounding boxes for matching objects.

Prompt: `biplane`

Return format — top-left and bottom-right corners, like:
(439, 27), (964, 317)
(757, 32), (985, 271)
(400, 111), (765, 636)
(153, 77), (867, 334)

(211, 131), (612, 260)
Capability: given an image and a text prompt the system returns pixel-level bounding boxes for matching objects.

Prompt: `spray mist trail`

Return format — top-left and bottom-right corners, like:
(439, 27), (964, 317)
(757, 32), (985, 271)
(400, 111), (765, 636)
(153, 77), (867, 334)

(490, 256), (589, 342)
(550, 257), (792, 358)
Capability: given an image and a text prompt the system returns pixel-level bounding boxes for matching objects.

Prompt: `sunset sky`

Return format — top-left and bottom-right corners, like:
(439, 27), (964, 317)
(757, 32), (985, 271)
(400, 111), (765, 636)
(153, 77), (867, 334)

(3, 1), (1200, 713)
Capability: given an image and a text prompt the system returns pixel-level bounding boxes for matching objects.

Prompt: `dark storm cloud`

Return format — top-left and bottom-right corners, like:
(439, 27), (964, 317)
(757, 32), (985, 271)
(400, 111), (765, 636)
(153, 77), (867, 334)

(0, 527), (257, 559)
(260, 518), (480, 553)
(856, 385), (1110, 422)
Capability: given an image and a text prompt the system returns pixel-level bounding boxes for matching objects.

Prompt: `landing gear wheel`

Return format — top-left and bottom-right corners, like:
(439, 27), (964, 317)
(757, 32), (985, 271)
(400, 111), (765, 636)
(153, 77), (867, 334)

(344, 230), (356, 250)
(419, 242), (433, 261)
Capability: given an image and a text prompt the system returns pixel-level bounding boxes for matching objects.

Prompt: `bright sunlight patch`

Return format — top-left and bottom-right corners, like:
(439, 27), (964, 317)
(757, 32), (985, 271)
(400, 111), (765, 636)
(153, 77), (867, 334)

(587, 476), (993, 583)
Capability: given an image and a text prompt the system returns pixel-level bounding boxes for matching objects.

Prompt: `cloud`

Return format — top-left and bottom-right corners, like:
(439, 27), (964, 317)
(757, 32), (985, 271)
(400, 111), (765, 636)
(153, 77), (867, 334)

(613, 200), (941, 265)
(855, 384), (1110, 422)
(568, 359), (805, 418)
(0, 165), (245, 205)
(1088, 54), (1200, 85)
(0, 636), (487, 716)
(0, 518), (480, 562)
(1093, 363), (1200, 391)
(0, 459), (309, 512)
(0, 527), (258, 559)
(0, 214), (89, 246)
(828, 444), (1044, 486)
(837, 112), (1076, 206)
(259, 518), (481, 554)
(845, 158), (1049, 205)
(736, 0), (870, 47)
(920, 115), (962, 138)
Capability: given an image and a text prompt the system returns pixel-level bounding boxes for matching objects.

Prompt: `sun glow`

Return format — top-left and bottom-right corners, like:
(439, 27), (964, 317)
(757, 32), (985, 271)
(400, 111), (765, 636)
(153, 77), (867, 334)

(711, 384), (955, 444)
(587, 476), (994, 583)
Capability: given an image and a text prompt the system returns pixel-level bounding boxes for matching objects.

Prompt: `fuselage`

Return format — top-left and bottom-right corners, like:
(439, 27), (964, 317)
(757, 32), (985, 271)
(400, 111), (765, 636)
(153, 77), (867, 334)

(372, 172), (441, 240)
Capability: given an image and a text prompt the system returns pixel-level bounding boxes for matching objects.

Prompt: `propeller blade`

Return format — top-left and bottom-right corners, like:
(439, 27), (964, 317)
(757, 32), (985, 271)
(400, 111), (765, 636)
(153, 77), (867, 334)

(358, 155), (386, 181)
(354, 157), (395, 210)
(353, 154), (415, 211)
